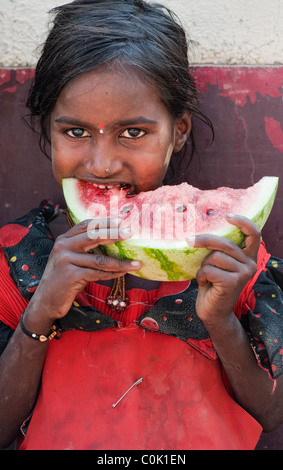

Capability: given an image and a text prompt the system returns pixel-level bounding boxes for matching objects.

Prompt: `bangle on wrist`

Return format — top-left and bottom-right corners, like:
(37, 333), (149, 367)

(20, 313), (61, 343)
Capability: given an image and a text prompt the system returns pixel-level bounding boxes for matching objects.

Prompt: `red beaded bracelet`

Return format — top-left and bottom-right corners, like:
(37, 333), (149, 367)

(20, 313), (60, 342)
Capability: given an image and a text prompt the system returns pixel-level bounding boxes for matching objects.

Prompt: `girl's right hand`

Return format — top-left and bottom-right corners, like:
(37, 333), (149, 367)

(24, 218), (141, 326)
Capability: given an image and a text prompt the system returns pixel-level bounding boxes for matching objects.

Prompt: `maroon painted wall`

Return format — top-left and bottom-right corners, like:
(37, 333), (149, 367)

(189, 66), (283, 259)
(0, 68), (65, 224)
(0, 66), (283, 449)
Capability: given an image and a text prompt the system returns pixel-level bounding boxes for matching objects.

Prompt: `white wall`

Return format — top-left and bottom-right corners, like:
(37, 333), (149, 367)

(1, 0), (283, 66)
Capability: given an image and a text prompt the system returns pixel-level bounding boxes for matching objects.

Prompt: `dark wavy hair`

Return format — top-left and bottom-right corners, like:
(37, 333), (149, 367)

(26, 0), (213, 182)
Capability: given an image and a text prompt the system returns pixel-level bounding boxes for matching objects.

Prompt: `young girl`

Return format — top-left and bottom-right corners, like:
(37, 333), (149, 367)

(0, 0), (283, 450)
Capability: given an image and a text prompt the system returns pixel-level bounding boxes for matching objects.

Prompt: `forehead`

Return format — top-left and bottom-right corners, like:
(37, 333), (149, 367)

(53, 66), (168, 121)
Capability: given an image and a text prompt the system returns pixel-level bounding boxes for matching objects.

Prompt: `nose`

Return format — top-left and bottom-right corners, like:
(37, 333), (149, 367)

(84, 138), (123, 178)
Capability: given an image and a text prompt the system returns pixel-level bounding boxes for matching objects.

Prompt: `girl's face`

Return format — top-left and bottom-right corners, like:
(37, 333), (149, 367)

(50, 67), (191, 194)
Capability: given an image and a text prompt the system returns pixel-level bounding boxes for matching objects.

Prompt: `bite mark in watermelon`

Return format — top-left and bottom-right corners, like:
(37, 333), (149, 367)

(62, 176), (278, 281)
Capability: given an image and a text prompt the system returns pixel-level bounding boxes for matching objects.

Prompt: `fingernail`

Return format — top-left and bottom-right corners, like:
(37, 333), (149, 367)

(186, 235), (196, 246)
(119, 226), (133, 240)
(111, 217), (123, 226)
(130, 260), (141, 267)
(120, 227), (132, 234)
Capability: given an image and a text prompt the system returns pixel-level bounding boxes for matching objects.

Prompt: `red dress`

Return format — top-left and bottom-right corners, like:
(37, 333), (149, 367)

(1, 201), (282, 450)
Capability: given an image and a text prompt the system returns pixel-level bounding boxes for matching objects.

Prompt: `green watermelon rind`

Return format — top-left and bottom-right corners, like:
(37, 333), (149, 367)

(62, 176), (278, 281)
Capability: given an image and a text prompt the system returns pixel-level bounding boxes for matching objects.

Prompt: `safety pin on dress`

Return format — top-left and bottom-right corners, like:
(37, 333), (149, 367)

(112, 378), (143, 408)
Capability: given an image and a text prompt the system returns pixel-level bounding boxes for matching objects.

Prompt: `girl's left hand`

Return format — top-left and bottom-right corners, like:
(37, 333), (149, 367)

(191, 215), (261, 325)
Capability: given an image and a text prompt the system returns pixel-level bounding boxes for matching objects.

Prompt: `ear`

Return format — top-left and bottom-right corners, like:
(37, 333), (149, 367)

(173, 112), (192, 152)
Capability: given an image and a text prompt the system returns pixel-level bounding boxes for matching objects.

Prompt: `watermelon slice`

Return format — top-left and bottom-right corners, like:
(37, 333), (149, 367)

(62, 176), (278, 281)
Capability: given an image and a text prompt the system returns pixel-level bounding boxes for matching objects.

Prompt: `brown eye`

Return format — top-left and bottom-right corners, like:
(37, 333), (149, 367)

(66, 128), (90, 138)
(121, 128), (146, 139)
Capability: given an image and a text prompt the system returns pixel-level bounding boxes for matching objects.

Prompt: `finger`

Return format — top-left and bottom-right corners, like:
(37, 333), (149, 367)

(196, 264), (237, 288)
(72, 267), (136, 284)
(200, 248), (257, 285)
(64, 218), (122, 238)
(87, 226), (134, 247)
(69, 251), (142, 272)
(187, 233), (248, 264)
(225, 214), (261, 260)
(87, 217), (123, 233)
(201, 250), (242, 272)
(56, 225), (133, 253)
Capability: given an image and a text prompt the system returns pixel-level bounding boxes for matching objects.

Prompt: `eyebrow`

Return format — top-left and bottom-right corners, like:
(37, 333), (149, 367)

(54, 115), (158, 128)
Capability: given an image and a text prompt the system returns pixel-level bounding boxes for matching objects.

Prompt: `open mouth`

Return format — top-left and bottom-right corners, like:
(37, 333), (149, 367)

(90, 182), (137, 197)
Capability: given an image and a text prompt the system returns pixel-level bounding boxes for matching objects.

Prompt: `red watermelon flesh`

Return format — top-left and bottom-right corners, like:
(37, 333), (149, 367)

(62, 177), (278, 281)
(74, 180), (270, 240)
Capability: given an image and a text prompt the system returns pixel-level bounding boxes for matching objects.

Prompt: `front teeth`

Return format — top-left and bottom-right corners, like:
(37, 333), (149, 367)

(92, 183), (114, 189)
(99, 184), (113, 189)
(91, 183), (130, 190)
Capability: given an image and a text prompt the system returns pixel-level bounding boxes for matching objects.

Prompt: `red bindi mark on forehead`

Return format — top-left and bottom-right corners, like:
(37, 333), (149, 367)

(99, 124), (104, 134)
